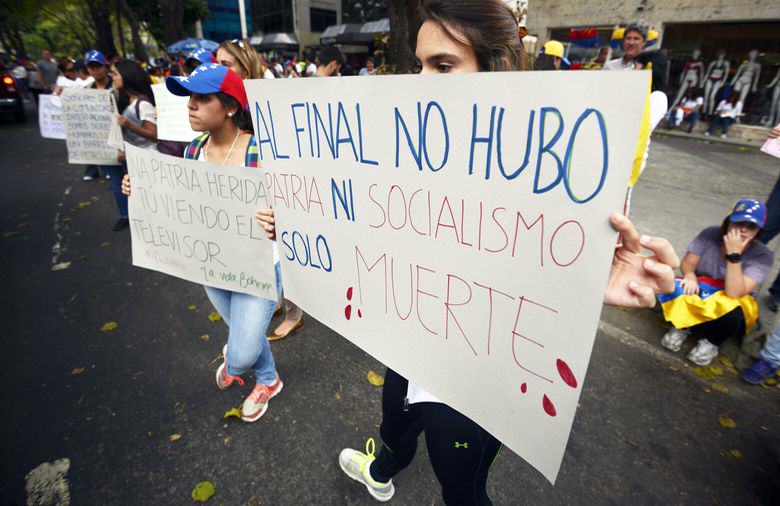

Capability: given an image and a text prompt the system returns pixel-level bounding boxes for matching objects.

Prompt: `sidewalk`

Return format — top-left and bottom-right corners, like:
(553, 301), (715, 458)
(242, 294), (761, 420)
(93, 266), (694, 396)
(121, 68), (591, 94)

(654, 129), (764, 149)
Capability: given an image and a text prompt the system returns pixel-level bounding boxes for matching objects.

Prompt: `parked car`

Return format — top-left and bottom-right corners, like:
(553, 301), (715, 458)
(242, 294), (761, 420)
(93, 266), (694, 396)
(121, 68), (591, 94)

(0, 70), (26, 122)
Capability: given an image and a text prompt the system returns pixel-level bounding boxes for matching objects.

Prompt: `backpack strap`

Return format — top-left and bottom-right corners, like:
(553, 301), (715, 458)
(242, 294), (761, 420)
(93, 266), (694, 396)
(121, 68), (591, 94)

(185, 133), (210, 160)
(244, 135), (259, 167)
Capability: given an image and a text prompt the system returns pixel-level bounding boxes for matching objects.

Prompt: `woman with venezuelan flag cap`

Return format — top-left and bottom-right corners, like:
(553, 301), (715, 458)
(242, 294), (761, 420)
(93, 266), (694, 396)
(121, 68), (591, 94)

(660, 199), (773, 366)
(121, 64), (284, 423)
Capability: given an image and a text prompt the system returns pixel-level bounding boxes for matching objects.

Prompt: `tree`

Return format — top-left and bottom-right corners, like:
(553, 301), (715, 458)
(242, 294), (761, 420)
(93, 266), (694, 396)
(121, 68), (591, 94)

(84, 0), (118, 56)
(385, 0), (420, 74)
(125, 0), (208, 50)
(117, 0), (148, 60)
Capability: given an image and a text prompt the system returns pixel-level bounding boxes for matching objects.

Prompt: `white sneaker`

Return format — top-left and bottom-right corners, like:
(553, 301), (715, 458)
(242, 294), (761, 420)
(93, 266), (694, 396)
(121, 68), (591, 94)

(82, 175), (95, 181)
(687, 338), (719, 366)
(703, 132), (710, 136)
(720, 134), (727, 139)
(339, 438), (395, 502)
(661, 328), (690, 352)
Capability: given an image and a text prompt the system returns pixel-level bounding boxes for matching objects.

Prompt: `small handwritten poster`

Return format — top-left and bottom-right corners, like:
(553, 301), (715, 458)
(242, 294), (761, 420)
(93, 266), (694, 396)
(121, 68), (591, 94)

(61, 88), (121, 165)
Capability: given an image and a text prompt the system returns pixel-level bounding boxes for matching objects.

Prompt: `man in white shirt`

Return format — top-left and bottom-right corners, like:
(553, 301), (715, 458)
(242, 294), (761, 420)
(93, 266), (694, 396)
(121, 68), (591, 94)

(603, 23), (647, 71)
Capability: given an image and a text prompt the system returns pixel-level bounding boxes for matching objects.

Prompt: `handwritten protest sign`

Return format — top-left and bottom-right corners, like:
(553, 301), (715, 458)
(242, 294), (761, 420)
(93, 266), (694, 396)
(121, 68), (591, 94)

(246, 71), (649, 482)
(125, 144), (277, 300)
(38, 94), (66, 140)
(152, 83), (202, 142)
(761, 126), (780, 159)
(61, 87), (122, 165)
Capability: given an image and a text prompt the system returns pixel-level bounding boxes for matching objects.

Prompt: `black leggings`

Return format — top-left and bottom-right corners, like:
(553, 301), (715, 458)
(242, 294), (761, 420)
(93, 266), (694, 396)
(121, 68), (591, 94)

(690, 306), (746, 346)
(370, 369), (502, 506)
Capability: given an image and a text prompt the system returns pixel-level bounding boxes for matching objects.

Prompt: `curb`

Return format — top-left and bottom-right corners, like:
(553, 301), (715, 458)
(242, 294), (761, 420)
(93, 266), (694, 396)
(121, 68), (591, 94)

(652, 130), (762, 149)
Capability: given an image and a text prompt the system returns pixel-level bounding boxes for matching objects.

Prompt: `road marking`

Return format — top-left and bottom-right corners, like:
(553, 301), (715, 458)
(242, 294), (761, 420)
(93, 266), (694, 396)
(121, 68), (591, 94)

(51, 187), (72, 271)
(25, 458), (71, 506)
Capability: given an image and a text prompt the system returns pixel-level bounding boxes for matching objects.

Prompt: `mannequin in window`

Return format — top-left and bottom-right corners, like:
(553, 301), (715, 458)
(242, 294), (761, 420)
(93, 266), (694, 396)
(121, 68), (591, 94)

(763, 66), (780, 127)
(673, 49), (703, 108)
(731, 50), (761, 111)
(703, 51), (730, 116)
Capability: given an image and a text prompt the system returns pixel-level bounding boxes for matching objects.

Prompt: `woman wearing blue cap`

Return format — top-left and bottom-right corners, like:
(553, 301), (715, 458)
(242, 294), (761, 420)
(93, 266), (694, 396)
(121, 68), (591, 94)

(660, 199), (773, 365)
(122, 64), (284, 422)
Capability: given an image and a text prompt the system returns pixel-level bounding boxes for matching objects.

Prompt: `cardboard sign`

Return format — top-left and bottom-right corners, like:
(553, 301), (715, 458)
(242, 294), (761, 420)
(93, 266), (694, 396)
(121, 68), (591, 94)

(125, 144), (277, 300)
(38, 94), (66, 140)
(151, 83), (202, 142)
(761, 131), (780, 159)
(246, 71), (649, 482)
(60, 87), (122, 165)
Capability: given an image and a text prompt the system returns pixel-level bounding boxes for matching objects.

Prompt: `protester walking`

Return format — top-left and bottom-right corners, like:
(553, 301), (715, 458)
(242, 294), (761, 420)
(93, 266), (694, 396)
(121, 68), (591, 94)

(659, 199), (773, 366)
(603, 23), (647, 71)
(83, 50), (114, 182)
(112, 59), (159, 232)
(122, 64), (284, 422)
(257, 1), (678, 503)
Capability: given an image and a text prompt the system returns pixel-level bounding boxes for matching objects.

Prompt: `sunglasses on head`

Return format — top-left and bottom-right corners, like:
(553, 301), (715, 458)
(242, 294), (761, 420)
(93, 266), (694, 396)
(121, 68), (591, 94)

(230, 39), (246, 49)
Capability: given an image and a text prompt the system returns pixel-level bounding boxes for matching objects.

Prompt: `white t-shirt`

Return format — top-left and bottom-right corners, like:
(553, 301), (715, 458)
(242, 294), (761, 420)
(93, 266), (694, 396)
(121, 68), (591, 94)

(716, 100), (743, 118)
(56, 76), (79, 88)
(603, 57), (634, 71)
(122, 98), (158, 151)
(305, 63), (317, 76)
(682, 97), (703, 110)
(263, 68), (276, 79)
(75, 76), (95, 87)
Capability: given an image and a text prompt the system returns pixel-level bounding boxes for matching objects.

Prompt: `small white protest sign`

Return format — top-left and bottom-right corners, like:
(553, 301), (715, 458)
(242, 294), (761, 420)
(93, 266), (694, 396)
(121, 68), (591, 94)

(38, 94), (66, 140)
(60, 87), (121, 165)
(151, 83), (202, 142)
(246, 71), (649, 483)
(124, 143), (277, 300)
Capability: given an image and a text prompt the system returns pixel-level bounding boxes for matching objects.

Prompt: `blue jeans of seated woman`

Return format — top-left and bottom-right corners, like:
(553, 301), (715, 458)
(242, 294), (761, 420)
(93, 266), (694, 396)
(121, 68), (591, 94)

(204, 262), (283, 384)
(708, 116), (735, 135)
(103, 165), (128, 219)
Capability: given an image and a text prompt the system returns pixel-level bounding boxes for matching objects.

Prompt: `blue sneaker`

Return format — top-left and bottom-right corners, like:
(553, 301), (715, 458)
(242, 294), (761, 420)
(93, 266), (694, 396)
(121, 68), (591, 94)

(741, 358), (778, 385)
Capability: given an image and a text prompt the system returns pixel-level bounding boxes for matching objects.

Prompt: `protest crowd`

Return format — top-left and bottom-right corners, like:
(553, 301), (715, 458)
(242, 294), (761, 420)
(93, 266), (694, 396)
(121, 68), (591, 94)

(3, 0), (780, 503)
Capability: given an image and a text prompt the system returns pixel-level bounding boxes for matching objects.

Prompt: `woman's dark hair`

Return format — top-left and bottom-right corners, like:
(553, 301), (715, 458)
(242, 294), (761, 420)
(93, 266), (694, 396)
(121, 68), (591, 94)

(217, 92), (254, 134)
(534, 54), (558, 71)
(114, 59), (154, 113)
(420, 0), (526, 72)
(634, 49), (668, 92)
(169, 63), (182, 76)
(726, 91), (739, 105)
(719, 216), (761, 250)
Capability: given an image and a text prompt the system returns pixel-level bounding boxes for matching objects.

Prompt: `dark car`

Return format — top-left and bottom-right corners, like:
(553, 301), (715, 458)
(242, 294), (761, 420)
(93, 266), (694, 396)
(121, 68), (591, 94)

(0, 70), (26, 122)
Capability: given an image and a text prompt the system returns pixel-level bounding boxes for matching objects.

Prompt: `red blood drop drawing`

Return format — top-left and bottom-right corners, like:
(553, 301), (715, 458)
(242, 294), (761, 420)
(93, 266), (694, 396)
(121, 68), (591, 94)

(542, 394), (557, 417)
(358, 309), (362, 318)
(346, 287), (353, 301)
(345, 305), (352, 320)
(556, 359), (577, 388)
(520, 383), (527, 394)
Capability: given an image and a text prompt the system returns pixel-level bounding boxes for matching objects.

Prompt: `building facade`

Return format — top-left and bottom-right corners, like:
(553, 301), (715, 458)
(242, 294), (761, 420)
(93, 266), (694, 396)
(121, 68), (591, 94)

(527, 0), (780, 126)
(202, 0), (253, 42)
(251, 0), (341, 52)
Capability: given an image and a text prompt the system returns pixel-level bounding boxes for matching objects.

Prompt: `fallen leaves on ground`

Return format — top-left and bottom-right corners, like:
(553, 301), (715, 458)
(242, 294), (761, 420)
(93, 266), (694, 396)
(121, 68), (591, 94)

(712, 383), (729, 394)
(188, 304), (197, 311)
(761, 377), (778, 388)
(191, 481), (215, 502)
(668, 365), (678, 372)
(169, 433), (182, 441)
(75, 201), (91, 209)
(223, 407), (242, 419)
(52, 262), (71, 271)
(3, 231), (19, 238)
(709, 366), (724, 376)
(693, 367), (716, 380)
(718, 415), (736, 429)
(99, 241), (111, 248)
(200, 334), (209, 341)
(367, 370), (384, 387)
(207, 312), (222, 322)
(729, 449), (743, 459)
(62, 217), (72, 222)
(70, 367), (86, 375)
(100, 321), (119, 332)
(17, 223), (28, 229)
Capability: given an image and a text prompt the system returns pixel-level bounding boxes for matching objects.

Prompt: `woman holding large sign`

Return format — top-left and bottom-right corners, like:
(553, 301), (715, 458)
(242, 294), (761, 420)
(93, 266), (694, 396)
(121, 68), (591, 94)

(256, 0), (678, 503)
(122, 65), (285, 423)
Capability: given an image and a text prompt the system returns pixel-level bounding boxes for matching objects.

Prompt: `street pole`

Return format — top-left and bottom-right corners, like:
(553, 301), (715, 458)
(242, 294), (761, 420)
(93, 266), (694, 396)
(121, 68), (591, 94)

(238, 0), (248, 39)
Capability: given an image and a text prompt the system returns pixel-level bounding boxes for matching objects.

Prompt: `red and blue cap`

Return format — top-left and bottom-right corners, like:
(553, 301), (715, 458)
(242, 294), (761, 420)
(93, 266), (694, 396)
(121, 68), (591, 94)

(166, 64), (248, 109)
(84, 50), (107, 66)
(185, 48), (215, 66)
(729, 198), (767, 228)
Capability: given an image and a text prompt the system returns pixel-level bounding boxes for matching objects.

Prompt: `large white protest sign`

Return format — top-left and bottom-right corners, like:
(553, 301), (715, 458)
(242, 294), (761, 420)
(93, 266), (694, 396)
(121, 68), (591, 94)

(151, 83), (202, 142)
(38, 94), (66, 140)
(60, 87), (122, 165)
(246, 71), (649, 482)
(125, 144), (277, 300)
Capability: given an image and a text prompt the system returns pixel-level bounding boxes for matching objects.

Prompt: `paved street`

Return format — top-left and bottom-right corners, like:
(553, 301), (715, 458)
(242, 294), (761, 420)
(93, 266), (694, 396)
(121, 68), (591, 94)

(1, 111), (779, 505)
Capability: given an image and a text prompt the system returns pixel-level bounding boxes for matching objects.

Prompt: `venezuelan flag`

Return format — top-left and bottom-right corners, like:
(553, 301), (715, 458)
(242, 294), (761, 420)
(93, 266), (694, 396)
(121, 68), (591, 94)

(658, 277), (759, 332)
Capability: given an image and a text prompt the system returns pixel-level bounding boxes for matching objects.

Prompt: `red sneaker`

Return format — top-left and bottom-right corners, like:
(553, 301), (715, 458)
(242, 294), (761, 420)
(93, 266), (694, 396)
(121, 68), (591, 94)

(241, 376), (283, 422)
(215, 345), (244, 390)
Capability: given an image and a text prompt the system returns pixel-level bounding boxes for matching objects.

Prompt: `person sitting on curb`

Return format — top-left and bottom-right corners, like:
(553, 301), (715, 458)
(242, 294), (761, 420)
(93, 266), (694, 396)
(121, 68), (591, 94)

(705, 92), (743, 139)
(741, 322), (780, 384)
(659, 199), (773, 366)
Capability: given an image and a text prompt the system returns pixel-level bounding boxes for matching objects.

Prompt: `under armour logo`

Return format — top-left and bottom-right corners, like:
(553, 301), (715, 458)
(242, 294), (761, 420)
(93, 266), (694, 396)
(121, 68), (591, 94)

(454, 442), (468, 449)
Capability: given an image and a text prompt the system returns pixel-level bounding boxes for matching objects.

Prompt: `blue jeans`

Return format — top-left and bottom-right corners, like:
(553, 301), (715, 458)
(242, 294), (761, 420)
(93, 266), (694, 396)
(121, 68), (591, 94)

(684, 111), (699, 132)
(204, 262), (283, 384)
(760, 175), (780, 297)
(759, 323), (780, 368)
(84, 164), (101, 178)
(103, 165), (128, 219)
(708, 116), (734, 135)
